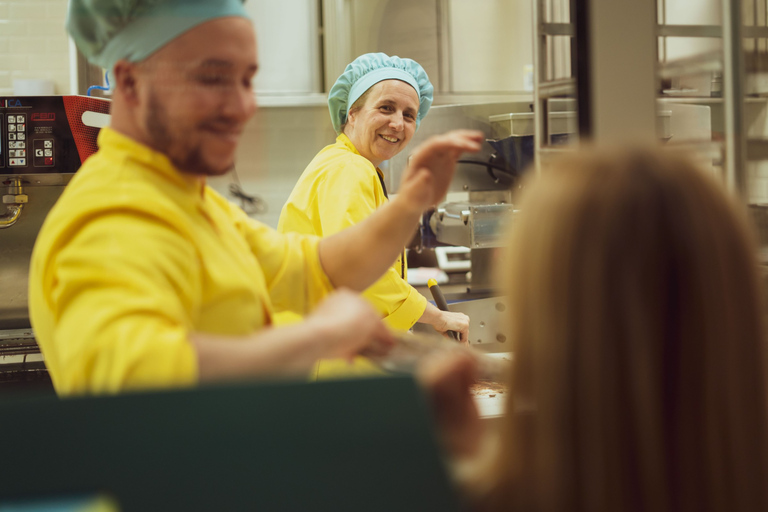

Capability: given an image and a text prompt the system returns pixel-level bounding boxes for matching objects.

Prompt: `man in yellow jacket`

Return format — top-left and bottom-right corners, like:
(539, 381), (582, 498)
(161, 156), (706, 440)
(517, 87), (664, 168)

(28, 0), (483, 395)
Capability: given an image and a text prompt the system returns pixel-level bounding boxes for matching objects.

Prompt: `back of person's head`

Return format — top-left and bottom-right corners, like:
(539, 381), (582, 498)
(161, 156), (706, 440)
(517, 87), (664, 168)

(484, 147), (768, 512)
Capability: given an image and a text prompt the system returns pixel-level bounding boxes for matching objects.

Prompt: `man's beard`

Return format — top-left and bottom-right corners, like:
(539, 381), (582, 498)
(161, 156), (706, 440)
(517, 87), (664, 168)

(146, 94), (234, 176)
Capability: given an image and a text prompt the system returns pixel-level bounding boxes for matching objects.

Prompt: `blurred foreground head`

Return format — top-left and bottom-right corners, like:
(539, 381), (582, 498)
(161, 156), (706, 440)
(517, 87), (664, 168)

(489, 148), (768, 512)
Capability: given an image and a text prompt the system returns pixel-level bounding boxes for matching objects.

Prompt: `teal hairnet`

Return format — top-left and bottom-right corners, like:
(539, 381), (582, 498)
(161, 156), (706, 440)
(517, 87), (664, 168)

(66, 0), (250, 71)
(328, 53), (434, 134)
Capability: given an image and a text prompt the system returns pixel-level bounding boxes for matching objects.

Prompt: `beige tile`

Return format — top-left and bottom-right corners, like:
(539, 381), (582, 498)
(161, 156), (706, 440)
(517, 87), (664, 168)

(27, 18), (64, 35)
(45, 0), (67, 20)
(46, 33), (68, 52)
(9, 1), (43, 19)
(28, 52), (69, 70)
(8, 35), (47, 53)
(0, 53), (29, 70)
(0, 20), (28, 36)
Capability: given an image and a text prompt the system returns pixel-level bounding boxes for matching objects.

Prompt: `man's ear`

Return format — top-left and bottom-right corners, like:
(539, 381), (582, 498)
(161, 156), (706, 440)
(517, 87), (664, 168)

(112, 60), (140, 105)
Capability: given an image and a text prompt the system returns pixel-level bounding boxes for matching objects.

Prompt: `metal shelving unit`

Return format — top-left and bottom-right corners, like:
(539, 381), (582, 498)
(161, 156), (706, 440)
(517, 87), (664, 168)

(656, 0), (768, 204)
(534, 0), (768, 212)
(532, 0), (577, 170)
(533, 0), (661, 169)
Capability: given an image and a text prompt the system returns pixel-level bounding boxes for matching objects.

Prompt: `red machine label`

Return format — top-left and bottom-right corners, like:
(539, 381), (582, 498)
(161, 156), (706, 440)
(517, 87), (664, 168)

(31, 113), (55, 122)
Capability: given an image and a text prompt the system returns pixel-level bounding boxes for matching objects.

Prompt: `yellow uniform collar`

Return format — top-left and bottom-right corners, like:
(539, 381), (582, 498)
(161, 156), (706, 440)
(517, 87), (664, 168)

(336, 132), (385, 181)
(97, 127), (205, 195)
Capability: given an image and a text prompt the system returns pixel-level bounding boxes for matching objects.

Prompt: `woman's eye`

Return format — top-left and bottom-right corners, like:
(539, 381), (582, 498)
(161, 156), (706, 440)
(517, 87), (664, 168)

(380, 105), (393, 112)
(197, 74), (230, 86)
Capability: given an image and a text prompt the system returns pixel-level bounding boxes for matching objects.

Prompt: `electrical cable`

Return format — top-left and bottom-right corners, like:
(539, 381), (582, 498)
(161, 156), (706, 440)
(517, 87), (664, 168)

(228, 166), (266, 215)
(457, 159), (518, 183)
(87, 71), (111, 97)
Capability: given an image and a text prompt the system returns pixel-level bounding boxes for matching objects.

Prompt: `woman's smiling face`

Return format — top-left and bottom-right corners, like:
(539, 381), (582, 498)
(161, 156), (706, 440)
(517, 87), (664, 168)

(344, 79), (420, 167)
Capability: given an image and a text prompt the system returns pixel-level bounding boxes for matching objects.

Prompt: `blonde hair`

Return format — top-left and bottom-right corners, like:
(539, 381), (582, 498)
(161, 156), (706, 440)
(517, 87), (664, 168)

(482, 147), (768, 512)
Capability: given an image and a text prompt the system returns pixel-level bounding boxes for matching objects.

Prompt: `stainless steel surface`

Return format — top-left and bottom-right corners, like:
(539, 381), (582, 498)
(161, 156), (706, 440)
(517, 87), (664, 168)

(387, 101), (532, 194)
(657, 24), (768, 39)
(468, 248), (497, 293)
(0, 204), (23, 229)
(0, 328), (45, 381)
(1, 178), (28, 229)
(369, 331), (511, 383)
(430, 202), (514, 249)
(722, 0), (747, 198)
(413, 295), (510, 353)
(658, 51), (723, 80)
(0, 184), (66, 330)
(0, 328), (37, 355)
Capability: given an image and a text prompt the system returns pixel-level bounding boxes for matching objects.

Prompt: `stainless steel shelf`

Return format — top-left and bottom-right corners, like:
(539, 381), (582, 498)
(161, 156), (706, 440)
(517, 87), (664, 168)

(747, 139), (768, 161)
(537, 146), (576, 154)
(538, 77), (576, 99)
(658, 51), (722, 79)
(664, 140), (723, 157)
(540, 22), (574, 37)
(657, 96), (768, 104)
(658, 24), (768, 39)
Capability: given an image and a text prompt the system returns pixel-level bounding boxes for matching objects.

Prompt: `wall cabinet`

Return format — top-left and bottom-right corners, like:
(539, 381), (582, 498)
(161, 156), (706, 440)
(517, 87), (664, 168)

(246, 0), (531, 106)
(245, 0), (324, 102)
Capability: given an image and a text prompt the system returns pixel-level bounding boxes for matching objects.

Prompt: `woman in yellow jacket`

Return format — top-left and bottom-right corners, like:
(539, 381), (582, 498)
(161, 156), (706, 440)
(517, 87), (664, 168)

(278, 53), (469, 377)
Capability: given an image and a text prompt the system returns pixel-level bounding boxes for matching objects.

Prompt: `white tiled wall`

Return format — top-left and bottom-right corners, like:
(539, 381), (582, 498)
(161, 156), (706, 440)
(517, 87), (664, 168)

(0, 0), (71, 96)
(208, 106), (338, 229)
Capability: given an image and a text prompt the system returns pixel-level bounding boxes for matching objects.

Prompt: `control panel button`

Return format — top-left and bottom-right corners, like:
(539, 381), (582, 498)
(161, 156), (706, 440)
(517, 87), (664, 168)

(7, 116), (14, 123)
(33, 138), (55, 167)
(17, 150), (25, 158)
(8, 124), (15, 132)
(16, 114), (25, 122)
(17, 133), (24, 140)
(16, 142), (24, 149)
(8, 134), (15, 141)
(16, 124), (24, 131)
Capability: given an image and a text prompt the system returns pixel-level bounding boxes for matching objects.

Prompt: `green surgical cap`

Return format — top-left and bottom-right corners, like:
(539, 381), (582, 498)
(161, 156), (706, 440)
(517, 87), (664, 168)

(66, 0), (251, 71)
(328, 53), (434, 134)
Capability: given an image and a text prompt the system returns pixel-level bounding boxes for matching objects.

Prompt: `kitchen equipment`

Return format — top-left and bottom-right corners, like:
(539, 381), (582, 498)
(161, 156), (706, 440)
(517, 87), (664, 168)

(369, 331), (510, 382)
(0, 95), (110, 385)
(386, 102), (527, 353)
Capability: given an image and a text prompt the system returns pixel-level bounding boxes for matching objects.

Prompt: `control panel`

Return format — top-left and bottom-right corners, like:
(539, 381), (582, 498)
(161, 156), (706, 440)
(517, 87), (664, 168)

(0, 96), (110, 175)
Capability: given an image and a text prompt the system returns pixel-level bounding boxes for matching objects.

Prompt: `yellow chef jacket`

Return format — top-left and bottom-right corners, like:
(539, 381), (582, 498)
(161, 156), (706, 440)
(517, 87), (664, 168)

(277, 133), (427, 329)
(28, 127), (333, 395)
(277, 134), (427, 379)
